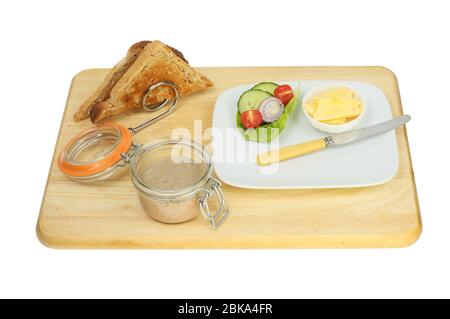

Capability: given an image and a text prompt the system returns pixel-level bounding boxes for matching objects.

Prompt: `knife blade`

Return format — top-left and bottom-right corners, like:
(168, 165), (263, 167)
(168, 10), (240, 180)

(329, 114), (411, 146)
(257, 115), (411, 166)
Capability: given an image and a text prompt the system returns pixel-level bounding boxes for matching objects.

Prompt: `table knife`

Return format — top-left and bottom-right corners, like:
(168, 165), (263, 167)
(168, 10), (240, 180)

(257, 115), (411, 166)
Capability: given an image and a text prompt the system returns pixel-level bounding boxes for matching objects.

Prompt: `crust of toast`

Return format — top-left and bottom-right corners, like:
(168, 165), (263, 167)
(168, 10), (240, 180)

(73, 40), (190, 122)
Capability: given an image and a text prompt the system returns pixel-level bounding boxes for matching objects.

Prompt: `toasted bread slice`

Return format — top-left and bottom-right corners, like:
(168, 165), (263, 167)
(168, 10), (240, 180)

(73, 40), (212, 123)
(73, 41), (149, 122)
(90, 41), (212, 123)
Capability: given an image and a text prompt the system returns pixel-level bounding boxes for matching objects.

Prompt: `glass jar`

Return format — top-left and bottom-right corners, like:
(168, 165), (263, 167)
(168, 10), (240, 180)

(57, 81), (230, 228)
(130, 139), (229, 229)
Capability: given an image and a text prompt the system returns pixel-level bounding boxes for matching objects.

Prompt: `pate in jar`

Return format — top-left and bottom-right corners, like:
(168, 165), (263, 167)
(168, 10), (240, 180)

(130, 139), (229, 229)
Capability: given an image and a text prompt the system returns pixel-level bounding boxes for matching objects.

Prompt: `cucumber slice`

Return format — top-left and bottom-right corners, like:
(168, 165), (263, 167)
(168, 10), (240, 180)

(238, 89), (272, 114)
(251, 82), (279, 95)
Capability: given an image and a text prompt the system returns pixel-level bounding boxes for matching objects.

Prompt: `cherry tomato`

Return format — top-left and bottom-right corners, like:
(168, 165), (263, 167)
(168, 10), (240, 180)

(241, 109), (263, 128)
(274, 84), (294, 105)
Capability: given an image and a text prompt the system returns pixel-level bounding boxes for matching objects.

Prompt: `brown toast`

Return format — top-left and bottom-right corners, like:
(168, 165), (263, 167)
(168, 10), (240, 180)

(73, 40), (212, 123)
(73, 41), (150, 122)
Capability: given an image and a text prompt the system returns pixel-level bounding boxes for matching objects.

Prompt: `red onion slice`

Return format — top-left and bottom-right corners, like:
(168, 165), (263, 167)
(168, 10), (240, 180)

(258, 97), (284, 123)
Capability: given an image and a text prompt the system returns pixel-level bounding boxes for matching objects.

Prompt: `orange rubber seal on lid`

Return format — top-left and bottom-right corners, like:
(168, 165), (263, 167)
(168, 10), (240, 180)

(58, 122), (133, 178)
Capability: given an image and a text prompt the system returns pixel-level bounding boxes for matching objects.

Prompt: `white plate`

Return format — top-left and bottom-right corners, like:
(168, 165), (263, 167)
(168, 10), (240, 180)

(211, 80), (399, 189)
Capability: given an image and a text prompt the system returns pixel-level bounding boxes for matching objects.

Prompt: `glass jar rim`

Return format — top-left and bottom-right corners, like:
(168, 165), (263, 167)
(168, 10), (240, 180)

(58, 122), (133, 178)
(64, 125), (123, 165)
(130, 138), (213, 199)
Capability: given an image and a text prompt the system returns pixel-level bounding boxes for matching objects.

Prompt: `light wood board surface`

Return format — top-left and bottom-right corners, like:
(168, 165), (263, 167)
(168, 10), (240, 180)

(37, 67), (421, 248)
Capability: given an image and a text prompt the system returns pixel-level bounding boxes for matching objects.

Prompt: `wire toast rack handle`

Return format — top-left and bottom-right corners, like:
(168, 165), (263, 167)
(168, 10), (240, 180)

(128, 81), (179, 135)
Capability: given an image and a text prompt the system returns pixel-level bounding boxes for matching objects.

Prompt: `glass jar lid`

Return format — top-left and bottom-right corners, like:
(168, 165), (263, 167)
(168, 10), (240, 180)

(58, 122), (133, 178)
(130, 139), (213, 199)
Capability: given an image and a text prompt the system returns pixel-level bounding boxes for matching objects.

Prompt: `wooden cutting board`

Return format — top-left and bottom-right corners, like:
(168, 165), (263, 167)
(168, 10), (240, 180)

(37, 67), (421, 248)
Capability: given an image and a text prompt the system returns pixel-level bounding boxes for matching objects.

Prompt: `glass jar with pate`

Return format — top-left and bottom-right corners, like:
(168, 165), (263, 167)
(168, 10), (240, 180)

(130, 139), (229, 228)
(57, 82), (230, 228)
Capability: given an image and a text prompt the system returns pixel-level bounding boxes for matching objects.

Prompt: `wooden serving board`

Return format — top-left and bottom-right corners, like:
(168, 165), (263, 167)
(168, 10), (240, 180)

(37, 67), (421, 248)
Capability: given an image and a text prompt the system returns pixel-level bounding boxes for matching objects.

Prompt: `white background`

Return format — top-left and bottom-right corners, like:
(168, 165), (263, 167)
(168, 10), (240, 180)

(0, 0), (449, 298)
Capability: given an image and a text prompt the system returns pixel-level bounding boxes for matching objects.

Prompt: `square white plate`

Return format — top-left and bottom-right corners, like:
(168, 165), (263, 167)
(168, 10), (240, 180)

(211, 80), (399, 189)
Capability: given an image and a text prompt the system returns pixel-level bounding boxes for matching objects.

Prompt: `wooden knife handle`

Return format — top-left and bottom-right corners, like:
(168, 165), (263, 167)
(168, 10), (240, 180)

(257, 138), (327, 166)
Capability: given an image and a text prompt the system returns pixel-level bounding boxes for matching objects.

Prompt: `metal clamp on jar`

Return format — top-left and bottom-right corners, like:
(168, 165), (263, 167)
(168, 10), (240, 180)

(58, 82), (229, 229)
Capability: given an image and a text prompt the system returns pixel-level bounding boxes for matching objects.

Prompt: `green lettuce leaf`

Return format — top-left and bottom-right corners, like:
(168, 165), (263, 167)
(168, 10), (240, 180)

(236, 91), (299, 143)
